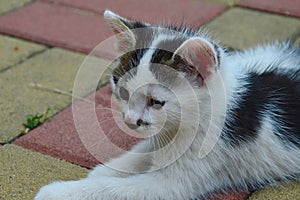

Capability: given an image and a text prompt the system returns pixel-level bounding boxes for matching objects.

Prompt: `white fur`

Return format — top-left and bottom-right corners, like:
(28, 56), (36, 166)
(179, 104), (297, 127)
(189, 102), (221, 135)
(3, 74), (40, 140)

(35, 13), (300, 200)
(230, 42), (300, 74)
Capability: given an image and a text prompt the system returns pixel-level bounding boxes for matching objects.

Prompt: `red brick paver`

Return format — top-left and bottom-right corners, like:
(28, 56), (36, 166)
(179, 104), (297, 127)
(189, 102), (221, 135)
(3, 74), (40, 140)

(14, 85), (140, 169)
(239, 0), (300, 18)
(0, 2), (104, 56)
(42, 0), (226, 27)
(0, 1), (226, 57)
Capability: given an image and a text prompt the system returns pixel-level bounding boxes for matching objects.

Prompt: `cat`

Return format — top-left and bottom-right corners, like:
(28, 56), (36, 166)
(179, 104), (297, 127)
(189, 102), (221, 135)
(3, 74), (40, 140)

(35, 10), (300, 200)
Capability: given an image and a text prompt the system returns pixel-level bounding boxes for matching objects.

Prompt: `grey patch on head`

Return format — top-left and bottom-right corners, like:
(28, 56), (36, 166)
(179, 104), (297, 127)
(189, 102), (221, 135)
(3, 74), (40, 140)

(112, 27), (156, 85)
(112, 49), (147, 84)
(148, 37), (188, 85)
(150, 63), (183, 87)
(211, 42), (221, 67)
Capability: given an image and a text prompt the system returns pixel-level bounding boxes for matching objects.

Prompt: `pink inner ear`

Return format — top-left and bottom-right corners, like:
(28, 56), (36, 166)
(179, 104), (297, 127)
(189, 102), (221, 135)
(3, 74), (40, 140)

(177, 38), (217, 83)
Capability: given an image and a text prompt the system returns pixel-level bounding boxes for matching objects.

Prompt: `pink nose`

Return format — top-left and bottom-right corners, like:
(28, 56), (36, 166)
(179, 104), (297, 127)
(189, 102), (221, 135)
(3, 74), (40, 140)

(124, 117), (145, 130)
(124, 116), (139, 130)
(124, 116), (135, 125)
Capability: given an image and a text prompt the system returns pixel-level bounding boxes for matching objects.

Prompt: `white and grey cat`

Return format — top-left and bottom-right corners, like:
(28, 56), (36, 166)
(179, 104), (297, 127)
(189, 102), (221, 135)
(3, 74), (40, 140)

(35, 10), (300, 200)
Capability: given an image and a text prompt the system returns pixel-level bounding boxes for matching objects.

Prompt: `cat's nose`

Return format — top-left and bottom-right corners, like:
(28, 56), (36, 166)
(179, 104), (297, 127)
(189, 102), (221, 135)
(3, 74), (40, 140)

(124, 117), (139, 130)
(124, 118), (146, 130)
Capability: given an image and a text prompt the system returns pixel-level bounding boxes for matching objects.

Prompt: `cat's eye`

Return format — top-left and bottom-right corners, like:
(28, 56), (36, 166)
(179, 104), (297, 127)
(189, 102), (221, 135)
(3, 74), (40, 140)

(148, 97), (166, 109)
(119, 87), (129, 101)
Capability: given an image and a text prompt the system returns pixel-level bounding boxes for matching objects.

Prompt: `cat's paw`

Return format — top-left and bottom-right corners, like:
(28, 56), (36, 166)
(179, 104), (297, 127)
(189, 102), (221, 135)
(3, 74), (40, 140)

(34, 181), (81, 200)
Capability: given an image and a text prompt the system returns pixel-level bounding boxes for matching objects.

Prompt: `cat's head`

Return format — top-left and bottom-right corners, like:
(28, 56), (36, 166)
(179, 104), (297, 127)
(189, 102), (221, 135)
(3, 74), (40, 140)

(104, 10), (223, 139)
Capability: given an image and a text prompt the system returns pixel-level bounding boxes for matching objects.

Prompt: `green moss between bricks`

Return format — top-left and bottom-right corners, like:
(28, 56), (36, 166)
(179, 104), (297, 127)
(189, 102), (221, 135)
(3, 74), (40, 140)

(0, 48), (111, 143)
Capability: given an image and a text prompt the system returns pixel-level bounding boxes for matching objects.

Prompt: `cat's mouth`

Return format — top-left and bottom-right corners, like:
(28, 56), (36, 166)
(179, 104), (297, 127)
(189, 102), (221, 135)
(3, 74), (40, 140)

(121, 117), (169, 139)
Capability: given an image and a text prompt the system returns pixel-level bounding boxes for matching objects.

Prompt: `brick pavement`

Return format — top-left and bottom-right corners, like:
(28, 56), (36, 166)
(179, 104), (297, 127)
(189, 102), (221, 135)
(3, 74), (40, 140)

(0, 0), (300, 199)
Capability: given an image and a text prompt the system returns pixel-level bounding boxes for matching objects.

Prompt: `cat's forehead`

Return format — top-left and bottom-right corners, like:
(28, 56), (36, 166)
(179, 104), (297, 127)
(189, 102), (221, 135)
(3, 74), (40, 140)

(112, 30), (188, 87)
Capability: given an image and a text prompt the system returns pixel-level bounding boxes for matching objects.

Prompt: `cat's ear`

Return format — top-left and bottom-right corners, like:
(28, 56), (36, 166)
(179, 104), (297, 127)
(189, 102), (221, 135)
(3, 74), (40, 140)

(173, 37), (219, 85)
(103, 10), (147, 55)
(104, 10), (135, 55)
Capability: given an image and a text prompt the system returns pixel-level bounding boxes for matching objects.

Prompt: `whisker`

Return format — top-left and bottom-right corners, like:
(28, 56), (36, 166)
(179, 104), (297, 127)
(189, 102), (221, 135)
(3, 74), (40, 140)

(159, 127), (182, 156)
(160, 127), (175, 143)
(150, 126), (175, 151)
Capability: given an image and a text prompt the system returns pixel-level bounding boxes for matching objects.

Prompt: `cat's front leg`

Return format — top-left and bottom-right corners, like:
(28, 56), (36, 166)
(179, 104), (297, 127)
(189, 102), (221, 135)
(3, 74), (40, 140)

(35, 171), (193, 200)
(35, 177), (117, 200)
(35, 180), (87, 200)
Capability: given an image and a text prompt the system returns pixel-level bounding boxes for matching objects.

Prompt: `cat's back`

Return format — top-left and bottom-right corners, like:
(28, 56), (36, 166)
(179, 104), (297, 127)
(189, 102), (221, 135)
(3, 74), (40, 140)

(222, 42), (300, 147)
